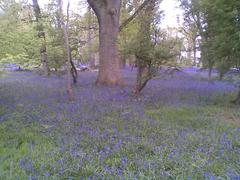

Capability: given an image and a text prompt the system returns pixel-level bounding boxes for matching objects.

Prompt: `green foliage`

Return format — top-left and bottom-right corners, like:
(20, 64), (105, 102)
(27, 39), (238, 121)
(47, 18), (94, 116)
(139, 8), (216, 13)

(68, 8), (99, 63)
(0, 0), (80, 71)
(153, 31), (182, 66)
(0, 1), (41, 69)
(181, 0), (240, 73)
(119, 1), (181, 68)
(45, 27), (65, 69)
(47, 45), (65, 70)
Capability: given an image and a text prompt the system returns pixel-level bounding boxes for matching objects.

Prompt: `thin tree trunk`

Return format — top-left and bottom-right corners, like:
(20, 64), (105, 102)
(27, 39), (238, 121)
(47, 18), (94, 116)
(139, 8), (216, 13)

(87, 6), (95, 69)
(57, 0), (77, 84)
(193, 37), (197, 66)
(56, 0), (62, 29)
(70, 49), (78, 84)
(133, 62), (151, 95)
(233, 89), (240, 105)
(40, 44), (49, 75)
(32, 0), (50, 76)
(208, 65), (212, 82)
(187, 46), (192, 62)
(133, 0), (155, 95)
(60, 0), (74, 100)
(133, 61), (143, 95)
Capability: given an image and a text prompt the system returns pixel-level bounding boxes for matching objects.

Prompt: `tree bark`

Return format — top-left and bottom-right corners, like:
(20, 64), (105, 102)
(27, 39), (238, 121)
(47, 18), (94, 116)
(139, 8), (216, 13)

(193, 37), (197, 66)
(208, 65), (212, 82)
(233, 89), (240, 105)
(87, 0), (123, 86)
(70, 49), (78, 84)
(59, 0), (74, 100)
(87, 5), (95, 69)
(32, 0), (50, 76)
(133, 61), (151, 95)
(134, 61), (143, 95)
(57, 0), (77, 84)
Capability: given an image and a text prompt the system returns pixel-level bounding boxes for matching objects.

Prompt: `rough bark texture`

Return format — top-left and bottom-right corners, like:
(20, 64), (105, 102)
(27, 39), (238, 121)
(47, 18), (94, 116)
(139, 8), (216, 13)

(87, 0), (123, 86)
(133, 62), (152, 95)
(32, 0), (50, 76)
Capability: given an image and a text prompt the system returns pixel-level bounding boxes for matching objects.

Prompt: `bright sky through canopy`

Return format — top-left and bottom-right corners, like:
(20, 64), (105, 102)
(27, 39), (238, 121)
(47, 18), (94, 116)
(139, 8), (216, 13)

(160, 0), (183, 28)
(38, 0), (182, 28)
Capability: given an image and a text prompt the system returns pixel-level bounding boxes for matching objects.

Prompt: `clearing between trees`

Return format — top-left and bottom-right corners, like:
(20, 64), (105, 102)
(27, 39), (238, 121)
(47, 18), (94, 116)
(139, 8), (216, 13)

(0, 68), (240, 179)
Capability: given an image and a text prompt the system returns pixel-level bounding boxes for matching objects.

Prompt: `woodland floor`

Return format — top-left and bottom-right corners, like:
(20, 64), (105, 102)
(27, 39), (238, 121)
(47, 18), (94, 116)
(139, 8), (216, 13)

(0, 67), (240, 179)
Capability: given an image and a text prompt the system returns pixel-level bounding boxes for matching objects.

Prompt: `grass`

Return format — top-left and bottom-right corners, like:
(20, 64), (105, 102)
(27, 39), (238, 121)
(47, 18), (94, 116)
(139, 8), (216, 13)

(0, 104), (239, 179)
(0, 70), (239, 179)
(0, 113), (56, 179)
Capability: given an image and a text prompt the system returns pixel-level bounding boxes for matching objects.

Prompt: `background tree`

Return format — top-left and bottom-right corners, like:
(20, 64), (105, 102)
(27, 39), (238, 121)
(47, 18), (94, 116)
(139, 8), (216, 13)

(179, 0), (240, 103)
(179, 0), (215, 80)
(59, 0), (74, 100)
(132, 0), (181, 94)
(87, 5), (95, 69)
(0, 1), (40, 68)
(179, 0), (199, 66)
(118, 0), (182, 95)
(132, 0), (157, 94)
(32, 0), (50, 75)
(45, 0), (65, 71)
(203, 0), (240, 103)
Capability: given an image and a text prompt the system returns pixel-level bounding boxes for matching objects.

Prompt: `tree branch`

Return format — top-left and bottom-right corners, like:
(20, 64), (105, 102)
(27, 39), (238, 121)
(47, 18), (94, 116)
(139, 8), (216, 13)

(119, 0), (150, 32)
(87, 0), (101, 18)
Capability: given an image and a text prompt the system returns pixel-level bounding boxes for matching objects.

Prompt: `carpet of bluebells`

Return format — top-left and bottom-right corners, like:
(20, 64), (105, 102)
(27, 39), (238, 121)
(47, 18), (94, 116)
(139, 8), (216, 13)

(0, 68), (240, 179)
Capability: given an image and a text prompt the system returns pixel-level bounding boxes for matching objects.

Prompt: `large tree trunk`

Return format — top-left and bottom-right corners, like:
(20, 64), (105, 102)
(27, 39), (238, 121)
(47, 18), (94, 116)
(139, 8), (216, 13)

(32, 0), (50, 76)
(87, 0), (123, 86)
